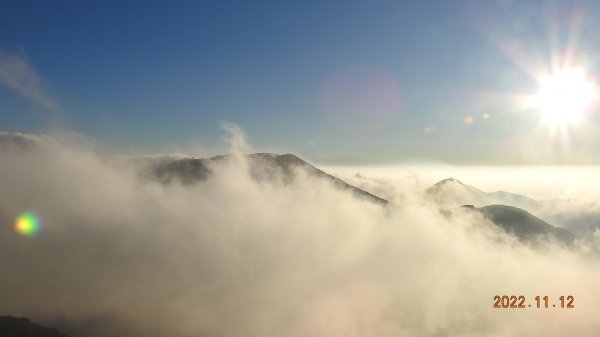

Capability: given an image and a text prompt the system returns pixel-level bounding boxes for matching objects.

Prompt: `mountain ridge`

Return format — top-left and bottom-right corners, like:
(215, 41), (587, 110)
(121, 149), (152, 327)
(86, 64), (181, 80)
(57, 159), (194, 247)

(148, 152), (389, 206)
(427, 177), (541, 211)
(460, 204), (575, 246)
(147, 153), (575, 246)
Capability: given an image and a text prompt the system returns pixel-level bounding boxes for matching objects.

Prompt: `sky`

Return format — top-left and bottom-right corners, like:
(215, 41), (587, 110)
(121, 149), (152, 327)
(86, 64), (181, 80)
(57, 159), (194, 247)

(2, 0), (600, 164)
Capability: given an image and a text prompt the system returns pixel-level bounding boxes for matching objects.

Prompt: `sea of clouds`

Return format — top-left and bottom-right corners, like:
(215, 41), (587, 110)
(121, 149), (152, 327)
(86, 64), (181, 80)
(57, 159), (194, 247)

(1, 126), (600, 337)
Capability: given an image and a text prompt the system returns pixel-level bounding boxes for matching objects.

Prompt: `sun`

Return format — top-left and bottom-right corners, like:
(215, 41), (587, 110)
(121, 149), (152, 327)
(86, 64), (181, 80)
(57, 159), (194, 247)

(532, 67), (598, 127)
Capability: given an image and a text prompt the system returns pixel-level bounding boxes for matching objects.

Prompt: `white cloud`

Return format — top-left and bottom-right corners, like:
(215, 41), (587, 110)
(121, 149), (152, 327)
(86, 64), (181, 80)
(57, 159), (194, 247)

(0, 128), (599, 337)
(0, 49), (60, 111)
(221, 120), (250, 155)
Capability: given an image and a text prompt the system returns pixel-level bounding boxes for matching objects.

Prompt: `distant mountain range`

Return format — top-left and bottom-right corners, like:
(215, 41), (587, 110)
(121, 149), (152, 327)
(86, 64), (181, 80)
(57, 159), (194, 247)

(429, 179), (574, 246)
(426, 177), (541, 212)
(144, 153), (575, 246)
(0, 316), (69, 337)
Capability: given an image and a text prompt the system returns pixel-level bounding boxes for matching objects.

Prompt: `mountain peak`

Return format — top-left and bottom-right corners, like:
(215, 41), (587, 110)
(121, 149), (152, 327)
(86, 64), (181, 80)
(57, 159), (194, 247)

(435, 177), (464, 186)
(147, 152), (388, 205)
(426, 178), (541, 212)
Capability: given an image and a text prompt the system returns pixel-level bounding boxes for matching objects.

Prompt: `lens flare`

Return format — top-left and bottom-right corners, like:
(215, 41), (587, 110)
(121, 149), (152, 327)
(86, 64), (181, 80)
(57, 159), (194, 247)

(14, 212), (40, 237)
(532, 67), (598, 127)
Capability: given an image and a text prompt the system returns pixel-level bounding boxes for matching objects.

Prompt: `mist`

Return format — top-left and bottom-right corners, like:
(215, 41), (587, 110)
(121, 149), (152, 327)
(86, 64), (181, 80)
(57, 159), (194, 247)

(1, 128), (600, 337)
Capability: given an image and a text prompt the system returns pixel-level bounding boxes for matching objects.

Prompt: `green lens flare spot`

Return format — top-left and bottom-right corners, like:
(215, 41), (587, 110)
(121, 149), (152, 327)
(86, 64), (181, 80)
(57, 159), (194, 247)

(14, 212), (40, 237)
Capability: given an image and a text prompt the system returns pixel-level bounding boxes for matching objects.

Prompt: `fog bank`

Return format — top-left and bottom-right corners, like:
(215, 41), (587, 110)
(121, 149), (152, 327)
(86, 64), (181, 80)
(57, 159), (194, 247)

(1, 129), (599, 337)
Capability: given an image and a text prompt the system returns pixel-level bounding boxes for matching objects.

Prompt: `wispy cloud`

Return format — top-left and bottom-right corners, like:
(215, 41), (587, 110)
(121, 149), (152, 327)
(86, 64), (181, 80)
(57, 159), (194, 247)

(0, 48), (60, 111)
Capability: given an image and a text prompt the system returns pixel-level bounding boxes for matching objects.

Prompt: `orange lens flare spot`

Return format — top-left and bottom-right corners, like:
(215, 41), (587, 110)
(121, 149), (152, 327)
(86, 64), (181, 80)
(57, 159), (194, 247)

(463, 116), (474, 125)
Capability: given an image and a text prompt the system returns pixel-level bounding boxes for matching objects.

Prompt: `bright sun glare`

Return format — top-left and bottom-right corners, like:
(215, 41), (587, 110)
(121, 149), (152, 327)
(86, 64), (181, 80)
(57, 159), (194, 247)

(532, 67), (598, 127)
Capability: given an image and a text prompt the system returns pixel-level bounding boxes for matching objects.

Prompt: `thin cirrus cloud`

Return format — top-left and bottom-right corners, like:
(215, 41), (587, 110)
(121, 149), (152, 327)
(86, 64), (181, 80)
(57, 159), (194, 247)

(0, 48), (61, 112)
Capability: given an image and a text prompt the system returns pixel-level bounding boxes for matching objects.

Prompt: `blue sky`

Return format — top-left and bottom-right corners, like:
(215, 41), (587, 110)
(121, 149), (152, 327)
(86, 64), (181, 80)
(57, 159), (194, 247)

(2, 0), (600, 164)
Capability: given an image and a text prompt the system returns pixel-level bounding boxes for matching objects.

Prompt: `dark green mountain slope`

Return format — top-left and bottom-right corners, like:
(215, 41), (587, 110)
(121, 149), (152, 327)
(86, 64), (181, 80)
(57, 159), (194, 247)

(462, 204), (575, 246)
(0, 316), (70, 337)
